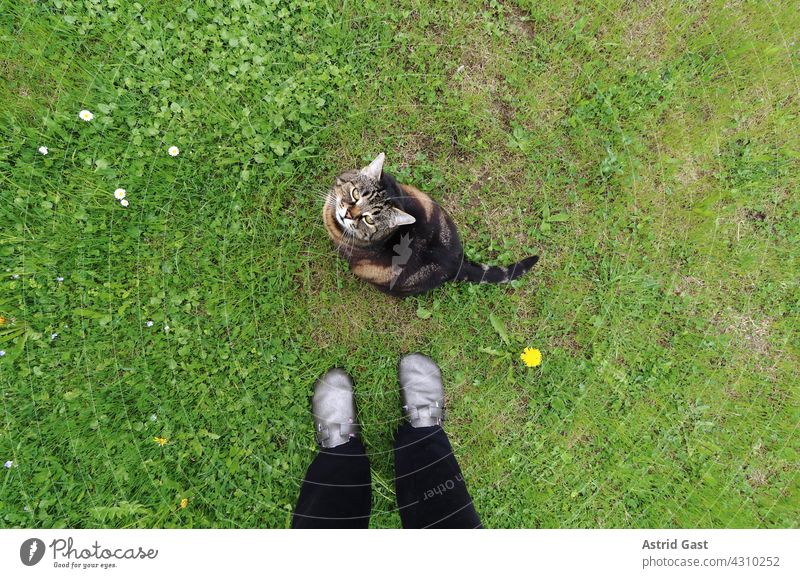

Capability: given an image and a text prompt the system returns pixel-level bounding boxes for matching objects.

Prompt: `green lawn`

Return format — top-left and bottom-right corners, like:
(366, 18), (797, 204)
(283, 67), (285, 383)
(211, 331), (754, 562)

(1, 0), (797, 528)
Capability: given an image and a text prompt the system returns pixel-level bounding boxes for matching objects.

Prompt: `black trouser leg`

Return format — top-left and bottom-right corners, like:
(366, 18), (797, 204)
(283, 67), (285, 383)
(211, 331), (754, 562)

(291, 438), (372, 528)
(394, 423), (482, 528)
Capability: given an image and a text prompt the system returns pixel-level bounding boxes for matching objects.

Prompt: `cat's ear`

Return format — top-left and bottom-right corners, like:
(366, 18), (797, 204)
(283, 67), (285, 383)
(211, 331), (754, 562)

(391, 208), (416, 227)
(360, 152), (385, 180)
(335, 177), (345, 186)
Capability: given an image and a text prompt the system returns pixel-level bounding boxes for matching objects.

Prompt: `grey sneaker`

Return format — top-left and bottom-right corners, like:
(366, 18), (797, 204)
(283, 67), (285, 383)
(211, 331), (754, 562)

(312, 368), (360, 448)
(398, 353), (445, 428)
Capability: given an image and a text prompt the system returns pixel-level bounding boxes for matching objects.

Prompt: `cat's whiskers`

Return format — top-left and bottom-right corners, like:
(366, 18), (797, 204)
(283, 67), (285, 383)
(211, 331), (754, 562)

(314, 188), (333, 202)
(339, 218), (363, 259)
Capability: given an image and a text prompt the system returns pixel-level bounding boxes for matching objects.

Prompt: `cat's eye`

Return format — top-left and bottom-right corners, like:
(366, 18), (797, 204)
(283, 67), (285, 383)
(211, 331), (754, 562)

(350, 188), (360, 202)
(363, 215), (374, 226)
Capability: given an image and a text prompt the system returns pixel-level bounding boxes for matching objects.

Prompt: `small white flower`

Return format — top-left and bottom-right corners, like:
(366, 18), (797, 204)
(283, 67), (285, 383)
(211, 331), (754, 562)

(51, 333), (58, 341)
(114, 188), (127, 200)
(146, 320), (154, 327)
(3, 460), (12, 468)
(38, 146), (49, 155)
(56, 276), (64, 282)
(79, 109), (94, 121)
(11, 274), (19, 280)
(168, 146), (180, 157)
(164, 325), (170, 333)
(23, 506), (30, 512)
(0, 350), (5, 357)
(149, 414), (158, 422)
(120, 199), (129, 207)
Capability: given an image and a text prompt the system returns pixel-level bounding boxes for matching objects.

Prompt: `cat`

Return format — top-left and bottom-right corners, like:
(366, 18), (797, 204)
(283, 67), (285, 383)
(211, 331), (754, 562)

(323, 152), (539, 297)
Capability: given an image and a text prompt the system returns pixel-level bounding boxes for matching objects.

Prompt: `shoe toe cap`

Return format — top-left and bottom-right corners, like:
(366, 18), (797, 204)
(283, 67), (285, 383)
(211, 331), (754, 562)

(399, 353), (439, 378)
(313, 368), (356, 424)
(399, 353), (444, 407)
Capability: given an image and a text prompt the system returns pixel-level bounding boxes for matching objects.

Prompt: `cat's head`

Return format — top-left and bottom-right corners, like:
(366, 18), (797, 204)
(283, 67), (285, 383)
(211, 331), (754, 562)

(330, 153), (415, 243)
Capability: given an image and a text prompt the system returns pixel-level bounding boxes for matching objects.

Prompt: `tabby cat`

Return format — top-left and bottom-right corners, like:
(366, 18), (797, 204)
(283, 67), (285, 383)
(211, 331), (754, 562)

(323, 152), (539, 297)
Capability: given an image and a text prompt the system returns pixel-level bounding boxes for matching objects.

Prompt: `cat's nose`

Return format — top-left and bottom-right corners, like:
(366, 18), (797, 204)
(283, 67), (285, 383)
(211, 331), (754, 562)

(345, 206), (361, 219)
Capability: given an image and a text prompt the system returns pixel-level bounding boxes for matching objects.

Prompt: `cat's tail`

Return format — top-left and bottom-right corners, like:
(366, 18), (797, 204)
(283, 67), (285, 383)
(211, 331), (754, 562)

(454, 255), (539, 284)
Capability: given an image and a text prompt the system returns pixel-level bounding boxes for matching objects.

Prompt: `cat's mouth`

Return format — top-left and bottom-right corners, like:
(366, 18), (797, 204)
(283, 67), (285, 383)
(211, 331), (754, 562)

(335, 205), (348, 228)
(334, 197), (355, 230)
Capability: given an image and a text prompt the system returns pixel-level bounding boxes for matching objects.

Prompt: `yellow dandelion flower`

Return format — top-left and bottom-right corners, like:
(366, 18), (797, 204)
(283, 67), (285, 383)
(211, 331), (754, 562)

(153, 436), (168, 446)
(180, 498), (188, 509)
(0, 316), (6, 325)
(520, 347), (542, 367)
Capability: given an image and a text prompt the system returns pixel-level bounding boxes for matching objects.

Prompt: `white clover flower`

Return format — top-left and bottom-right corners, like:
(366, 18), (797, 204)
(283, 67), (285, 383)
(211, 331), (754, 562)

(51, 333), (58, 341)
(3, 460), (12, 468)
(120, 199), (129, 207)
(114, 188), (127, 200)
(11, 274), (19, 280)
(164, 325), (170, 333)
(168, 146), (180, 157)
(79, 109), (94, 121)
(56, 276), (64, 282)
(146, 320), (154, 327)
(0, 350), (5, 357)
(149, 414), (157, 422)
(38, 146), (49, 155)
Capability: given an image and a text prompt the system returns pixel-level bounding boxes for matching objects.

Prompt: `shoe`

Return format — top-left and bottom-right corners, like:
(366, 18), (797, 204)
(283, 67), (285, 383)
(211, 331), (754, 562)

(312, 368), (360, 448)
(398, 353), (445, 428)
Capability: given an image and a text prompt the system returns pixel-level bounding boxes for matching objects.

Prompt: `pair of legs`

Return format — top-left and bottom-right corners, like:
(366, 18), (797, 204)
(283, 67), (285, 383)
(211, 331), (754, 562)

(292, 354), (482, 529)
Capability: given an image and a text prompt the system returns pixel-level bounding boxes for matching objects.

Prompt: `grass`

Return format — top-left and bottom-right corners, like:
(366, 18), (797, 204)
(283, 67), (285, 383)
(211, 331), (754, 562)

(1, 0), (798, 528)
